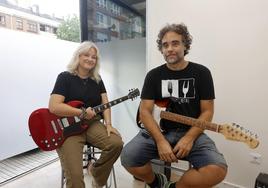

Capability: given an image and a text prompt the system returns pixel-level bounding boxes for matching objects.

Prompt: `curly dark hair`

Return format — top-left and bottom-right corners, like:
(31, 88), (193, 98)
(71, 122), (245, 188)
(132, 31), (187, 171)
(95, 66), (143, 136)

(157, 23), (192, 55)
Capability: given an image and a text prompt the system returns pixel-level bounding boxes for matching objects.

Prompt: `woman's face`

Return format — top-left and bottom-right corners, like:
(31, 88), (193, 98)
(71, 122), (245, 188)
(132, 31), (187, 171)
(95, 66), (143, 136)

(78, 47), (97, 72)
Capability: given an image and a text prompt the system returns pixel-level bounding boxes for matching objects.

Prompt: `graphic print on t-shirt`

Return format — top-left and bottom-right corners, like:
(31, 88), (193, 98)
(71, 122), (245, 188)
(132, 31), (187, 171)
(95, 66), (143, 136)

(162, 78), (195, 103)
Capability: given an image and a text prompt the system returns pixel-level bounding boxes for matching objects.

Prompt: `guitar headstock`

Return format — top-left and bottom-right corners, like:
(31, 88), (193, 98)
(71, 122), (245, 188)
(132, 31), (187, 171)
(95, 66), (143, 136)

(219, 123), (259, 149)
(128, 88), (140, 100)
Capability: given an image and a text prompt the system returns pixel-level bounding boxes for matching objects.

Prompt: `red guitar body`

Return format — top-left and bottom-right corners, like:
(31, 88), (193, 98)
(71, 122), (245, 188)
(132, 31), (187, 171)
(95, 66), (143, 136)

(28, 88), (140, 151)
(28, 101), (88, 151)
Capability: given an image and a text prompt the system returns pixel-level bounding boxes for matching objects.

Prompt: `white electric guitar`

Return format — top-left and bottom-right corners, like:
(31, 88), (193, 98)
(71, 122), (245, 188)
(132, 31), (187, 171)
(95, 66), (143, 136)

(137, 100), (259, 149)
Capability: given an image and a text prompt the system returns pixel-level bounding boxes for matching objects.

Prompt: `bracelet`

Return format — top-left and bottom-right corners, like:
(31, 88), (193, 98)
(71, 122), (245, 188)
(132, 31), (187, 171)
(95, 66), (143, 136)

(79, 107), (87, 120)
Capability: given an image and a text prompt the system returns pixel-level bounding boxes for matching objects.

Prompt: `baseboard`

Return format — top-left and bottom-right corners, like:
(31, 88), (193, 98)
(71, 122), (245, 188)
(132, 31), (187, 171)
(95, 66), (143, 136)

(217, 181), (246, 188)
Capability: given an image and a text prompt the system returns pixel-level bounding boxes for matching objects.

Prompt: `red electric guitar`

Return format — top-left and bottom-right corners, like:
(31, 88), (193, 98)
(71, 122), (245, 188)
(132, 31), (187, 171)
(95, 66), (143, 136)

(29, 88), (140, 151)
(137, 99), (259, 149)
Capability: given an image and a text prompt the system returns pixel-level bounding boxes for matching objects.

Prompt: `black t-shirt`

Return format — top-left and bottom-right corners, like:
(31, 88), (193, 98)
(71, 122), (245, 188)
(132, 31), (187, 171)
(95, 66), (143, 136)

(51, 71), (106, 108)
(141, 62), (215, 130)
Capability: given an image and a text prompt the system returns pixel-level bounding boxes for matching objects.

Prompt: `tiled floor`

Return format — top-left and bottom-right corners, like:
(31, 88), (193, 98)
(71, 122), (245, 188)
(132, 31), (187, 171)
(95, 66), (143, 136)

(0, 159), (148, 188)
(0, 149), (58, 186)
(0, 148), (185, 188)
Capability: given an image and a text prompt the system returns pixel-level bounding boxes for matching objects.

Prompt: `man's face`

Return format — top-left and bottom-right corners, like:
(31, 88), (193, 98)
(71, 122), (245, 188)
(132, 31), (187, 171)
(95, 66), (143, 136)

(161, 31), (186, 64)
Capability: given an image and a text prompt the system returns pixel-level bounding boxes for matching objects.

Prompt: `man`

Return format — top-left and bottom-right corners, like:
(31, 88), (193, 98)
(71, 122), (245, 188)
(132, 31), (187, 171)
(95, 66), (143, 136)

(121, 23), (227, 188)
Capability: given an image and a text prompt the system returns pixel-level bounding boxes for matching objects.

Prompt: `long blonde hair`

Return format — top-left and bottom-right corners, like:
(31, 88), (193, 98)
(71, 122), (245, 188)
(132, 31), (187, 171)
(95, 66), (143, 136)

(67, 41), (101, 82)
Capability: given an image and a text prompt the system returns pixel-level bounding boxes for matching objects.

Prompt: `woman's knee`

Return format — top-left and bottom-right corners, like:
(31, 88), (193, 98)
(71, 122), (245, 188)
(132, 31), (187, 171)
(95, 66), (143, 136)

(109, 135), (124, 152)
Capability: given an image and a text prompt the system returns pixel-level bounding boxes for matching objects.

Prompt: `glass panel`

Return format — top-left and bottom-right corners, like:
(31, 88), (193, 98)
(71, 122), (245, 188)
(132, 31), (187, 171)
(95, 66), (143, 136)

(83, 0), (146, 43)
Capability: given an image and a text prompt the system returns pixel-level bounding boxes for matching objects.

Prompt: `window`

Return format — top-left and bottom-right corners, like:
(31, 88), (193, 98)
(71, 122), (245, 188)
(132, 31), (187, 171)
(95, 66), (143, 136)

(110, 3), (120, 15)
(39, 24), (45, 31)
(96, 32), (108, 42)
(45, 25), (52, 32)
(96, 0), (107, 9)
(16, 18), (23, 30)
(83, 0), (145, 42)
(96, 12), (107, 27)
(132, 17), (142, 33)
(52, 27), (57, 34)
(110, 18), (119, 32)
(27, 22), (37, 33)
(0, 15), (6, 26)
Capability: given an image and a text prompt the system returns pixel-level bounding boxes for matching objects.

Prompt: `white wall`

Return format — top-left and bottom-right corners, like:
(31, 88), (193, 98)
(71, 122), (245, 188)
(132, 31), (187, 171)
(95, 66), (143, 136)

(97, 39), (146, 143)
(147, 0), (268, 187)
(0, 27), (78, 160)
(0, 27), (145, 160)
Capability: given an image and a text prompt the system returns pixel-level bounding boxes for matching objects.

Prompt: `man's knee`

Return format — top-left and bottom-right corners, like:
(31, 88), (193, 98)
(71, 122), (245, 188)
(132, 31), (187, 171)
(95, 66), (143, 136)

(214, 165), (227, 182)
(120, 146), (131, 167)
(201, 165), (227, 185)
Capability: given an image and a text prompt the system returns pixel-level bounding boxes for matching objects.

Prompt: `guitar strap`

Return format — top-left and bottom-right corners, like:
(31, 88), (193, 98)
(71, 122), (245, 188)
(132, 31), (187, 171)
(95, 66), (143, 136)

(136, 102), (143, 129)
(135, 99), (173, 129)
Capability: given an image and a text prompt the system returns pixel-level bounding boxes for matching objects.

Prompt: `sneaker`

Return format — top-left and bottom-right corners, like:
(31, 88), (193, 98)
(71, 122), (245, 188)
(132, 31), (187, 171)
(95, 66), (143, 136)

(164, 181), (176, 188)
(146, 173), (167, 188)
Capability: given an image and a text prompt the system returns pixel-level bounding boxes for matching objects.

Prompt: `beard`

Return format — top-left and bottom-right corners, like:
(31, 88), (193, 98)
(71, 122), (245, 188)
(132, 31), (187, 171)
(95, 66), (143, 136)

(164, 54), (183, 64)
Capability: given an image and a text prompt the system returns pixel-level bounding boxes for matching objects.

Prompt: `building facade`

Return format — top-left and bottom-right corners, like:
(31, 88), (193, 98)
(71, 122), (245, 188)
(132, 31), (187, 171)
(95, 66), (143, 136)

(0, 0), (62, 37)
(86, 0), (145, 42)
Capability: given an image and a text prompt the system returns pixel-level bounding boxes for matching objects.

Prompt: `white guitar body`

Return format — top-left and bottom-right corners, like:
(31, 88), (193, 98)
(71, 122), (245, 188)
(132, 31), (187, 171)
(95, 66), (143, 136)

(152, 104), (165, 130)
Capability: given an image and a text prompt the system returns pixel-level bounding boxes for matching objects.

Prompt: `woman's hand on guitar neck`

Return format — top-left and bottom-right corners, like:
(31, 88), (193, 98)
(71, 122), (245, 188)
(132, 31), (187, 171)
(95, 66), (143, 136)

(84, 107), (96, 120)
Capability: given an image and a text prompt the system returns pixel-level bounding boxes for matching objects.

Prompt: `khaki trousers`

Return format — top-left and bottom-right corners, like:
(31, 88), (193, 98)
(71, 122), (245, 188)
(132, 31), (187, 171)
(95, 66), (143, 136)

(57, 119), (123, 188)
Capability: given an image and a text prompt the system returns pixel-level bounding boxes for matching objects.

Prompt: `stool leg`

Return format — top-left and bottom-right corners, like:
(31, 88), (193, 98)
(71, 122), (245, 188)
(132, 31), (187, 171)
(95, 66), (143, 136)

(105, 166), (117, 188)
(112, 167), (117, 188)
(61, 169), (65, 188)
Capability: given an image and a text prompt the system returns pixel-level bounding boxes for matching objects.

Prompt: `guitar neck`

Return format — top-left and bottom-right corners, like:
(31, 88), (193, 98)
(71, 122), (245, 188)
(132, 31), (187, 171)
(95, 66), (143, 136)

(160, 111), (220, 132)
(93, 95), (129, 113)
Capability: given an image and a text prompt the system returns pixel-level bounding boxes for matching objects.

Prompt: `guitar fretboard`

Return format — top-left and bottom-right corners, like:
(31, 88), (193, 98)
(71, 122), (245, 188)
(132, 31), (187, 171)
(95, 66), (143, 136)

(93, 96), (129, 113)
(160, 111), (220, 132)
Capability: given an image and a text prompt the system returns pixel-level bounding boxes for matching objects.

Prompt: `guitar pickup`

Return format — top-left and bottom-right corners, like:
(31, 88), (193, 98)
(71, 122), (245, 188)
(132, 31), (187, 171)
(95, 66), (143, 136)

(50, 121), (58, 134)
(74, 116), (81, 123)
(61, 118), (70, 127)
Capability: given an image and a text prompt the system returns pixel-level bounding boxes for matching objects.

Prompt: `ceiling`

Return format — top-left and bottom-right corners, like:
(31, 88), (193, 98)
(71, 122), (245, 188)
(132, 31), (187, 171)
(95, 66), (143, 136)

(120, 0), (146, 17)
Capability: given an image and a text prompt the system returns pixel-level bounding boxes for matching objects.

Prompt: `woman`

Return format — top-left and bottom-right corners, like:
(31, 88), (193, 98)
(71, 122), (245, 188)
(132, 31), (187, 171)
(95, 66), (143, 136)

(49, 41), (123, 188)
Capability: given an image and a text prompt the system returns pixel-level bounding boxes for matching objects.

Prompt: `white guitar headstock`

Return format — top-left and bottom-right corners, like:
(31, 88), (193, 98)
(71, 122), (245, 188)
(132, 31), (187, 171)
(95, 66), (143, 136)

(219, 123), (259, 149)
